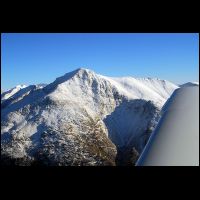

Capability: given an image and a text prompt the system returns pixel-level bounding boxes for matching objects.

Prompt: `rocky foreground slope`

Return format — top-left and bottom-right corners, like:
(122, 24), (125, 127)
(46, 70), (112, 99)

(1, 68), (178, 166)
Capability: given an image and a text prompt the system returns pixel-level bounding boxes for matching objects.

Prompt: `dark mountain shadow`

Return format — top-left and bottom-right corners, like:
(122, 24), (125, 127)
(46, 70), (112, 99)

(1, 132), (12, 144)
(103, 99), (160, 165)
(115, 146), (139, 166)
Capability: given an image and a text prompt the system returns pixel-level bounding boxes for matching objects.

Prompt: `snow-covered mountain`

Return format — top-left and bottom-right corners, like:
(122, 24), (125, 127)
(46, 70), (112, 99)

(1, 68), (179, 166)
(1, 84), (47, 103)
(1, 85), (27, 103)
(179, 82), (199, 87)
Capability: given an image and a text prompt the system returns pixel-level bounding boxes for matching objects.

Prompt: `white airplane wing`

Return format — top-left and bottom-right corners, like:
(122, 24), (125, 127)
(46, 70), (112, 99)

(136, 86), (199, 166)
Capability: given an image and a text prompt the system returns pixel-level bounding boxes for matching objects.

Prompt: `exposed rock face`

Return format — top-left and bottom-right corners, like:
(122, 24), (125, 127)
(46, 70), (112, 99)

(1, 68), (178, 166)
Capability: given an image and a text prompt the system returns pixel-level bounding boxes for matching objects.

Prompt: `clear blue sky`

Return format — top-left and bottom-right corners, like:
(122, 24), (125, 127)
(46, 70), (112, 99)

(1, 33), (199, 90)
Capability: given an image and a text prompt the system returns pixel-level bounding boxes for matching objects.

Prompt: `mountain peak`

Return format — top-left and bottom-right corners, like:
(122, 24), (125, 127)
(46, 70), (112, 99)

(76, 67), (91, 72)
(43, 68), (95, 93)
(62, 67), (94, 80)
(74, 67), (95, 76)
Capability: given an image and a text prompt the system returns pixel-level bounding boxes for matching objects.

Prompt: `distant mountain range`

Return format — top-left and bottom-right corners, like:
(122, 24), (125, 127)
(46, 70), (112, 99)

(1, 68), (183, 165)
(179, 82), (199, 87)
